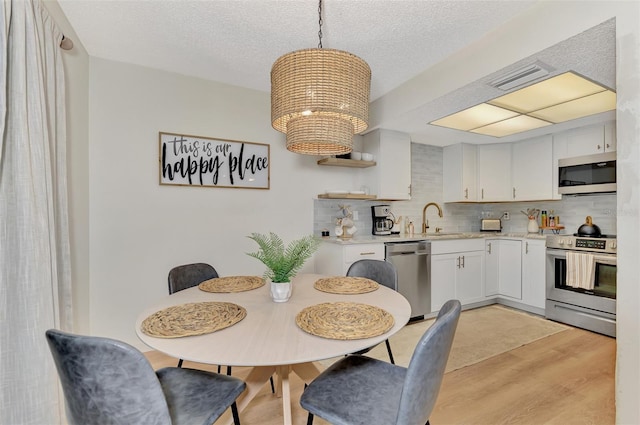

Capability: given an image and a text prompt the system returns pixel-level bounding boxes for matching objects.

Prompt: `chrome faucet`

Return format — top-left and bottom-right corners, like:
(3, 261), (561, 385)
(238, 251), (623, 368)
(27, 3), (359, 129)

(422, 202), (443, 233)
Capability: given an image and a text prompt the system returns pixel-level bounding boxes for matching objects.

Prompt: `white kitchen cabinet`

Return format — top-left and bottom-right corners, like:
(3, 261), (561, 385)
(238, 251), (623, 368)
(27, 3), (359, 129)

(477, 143), (512, 201)
(554, 121), (616, 159)
(511, 135), (553, 201)
(314, 242), (385, 276)
(443, 143), (477, 202)
(484, 239), (499, 297)
(362, 129), (411, 200)
(497, 239), (522, 300)
(431, 239), (485, 311)
(521, 239), (546, 309)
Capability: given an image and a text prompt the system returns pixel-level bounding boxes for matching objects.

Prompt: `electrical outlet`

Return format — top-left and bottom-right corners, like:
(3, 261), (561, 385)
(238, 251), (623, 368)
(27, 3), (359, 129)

(503, 212), (510, 220)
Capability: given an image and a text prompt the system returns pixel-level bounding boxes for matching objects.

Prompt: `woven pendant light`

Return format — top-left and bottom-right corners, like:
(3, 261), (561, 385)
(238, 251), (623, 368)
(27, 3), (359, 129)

(271, 1), (371, 155)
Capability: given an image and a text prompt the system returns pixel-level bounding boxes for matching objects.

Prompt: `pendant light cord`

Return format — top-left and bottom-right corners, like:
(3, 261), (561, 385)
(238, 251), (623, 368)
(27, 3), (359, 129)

(317, 0), (323, 48)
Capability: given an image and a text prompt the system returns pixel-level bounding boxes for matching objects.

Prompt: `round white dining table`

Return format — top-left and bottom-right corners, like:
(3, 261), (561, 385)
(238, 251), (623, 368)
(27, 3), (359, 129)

(136, 273), (411, 425)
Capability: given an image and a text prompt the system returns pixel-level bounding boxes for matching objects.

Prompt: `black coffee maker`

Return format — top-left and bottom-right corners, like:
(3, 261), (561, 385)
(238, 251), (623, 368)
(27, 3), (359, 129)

(371, 205), (394, 236)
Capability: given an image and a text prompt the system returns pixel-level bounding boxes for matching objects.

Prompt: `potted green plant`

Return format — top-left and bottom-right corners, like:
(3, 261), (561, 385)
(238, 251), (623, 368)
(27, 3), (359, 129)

(246, 232), (320, 302)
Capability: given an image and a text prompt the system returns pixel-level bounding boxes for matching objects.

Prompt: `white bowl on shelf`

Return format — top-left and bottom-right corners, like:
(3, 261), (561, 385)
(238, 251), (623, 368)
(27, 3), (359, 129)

(350, 151), (362, 160)
(361, 152), (374, 161)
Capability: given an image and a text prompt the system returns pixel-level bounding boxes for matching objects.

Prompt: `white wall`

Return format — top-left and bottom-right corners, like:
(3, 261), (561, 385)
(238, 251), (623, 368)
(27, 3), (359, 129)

(87, 58), (363, 348)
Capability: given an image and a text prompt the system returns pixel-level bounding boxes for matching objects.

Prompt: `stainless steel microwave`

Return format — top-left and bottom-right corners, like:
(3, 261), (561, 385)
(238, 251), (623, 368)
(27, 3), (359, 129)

(558, 152), (616, 194)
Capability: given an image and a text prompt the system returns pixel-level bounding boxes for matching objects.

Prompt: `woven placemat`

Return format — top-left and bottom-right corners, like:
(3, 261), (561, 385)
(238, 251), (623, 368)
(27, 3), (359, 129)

(199, 276), (264, 293)
(296, 302), (394, 340)
(314, 276), (379, 294)
(140, 302), (246, 338)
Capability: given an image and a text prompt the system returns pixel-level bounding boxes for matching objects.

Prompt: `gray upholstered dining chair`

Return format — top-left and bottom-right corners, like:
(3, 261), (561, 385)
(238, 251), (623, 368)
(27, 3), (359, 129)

(347, 259), (398, 364)
(168, 262), (219, 296)
(168, 263), (219, 369)
(300, 299), (461, 425)
(45, 329), (246, 425)
(167, 262), (275, 393)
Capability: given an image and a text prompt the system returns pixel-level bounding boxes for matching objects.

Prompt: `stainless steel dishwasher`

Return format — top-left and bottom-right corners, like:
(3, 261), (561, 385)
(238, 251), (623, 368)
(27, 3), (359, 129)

(385, 240), (431, 319)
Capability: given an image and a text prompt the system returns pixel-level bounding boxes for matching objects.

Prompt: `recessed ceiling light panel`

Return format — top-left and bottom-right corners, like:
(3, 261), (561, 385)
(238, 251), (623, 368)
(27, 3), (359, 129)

(470, 115), (552, 137)
(430, 103), (519, 131)
(489, 72), (606, 113)
(529, 90), (616, 123)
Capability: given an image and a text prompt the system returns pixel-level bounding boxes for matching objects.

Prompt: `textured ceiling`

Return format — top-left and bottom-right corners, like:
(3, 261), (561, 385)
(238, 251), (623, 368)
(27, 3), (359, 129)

(57, 0), (615, 146)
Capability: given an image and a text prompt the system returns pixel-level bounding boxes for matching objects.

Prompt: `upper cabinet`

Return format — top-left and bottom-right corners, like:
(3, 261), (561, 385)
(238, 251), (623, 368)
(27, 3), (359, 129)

(553, 121), (617, 159)
(477, 143), (512, 202)
(552, 121), (616, 199)
(443, 143), (477, 202)
(511, 135), (553, 201)
(444, 122), (616, 203)
(363, 129), (412, 200)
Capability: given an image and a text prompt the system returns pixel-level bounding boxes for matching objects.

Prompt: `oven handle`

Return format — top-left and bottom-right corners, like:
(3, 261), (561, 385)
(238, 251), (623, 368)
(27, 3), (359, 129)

(594, 255), (617, 265)
(546, 248), (617, 262)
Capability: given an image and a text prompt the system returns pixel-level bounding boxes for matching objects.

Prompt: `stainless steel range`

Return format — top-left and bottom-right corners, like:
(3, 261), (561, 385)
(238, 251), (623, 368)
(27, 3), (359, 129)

(546, 234), (617, 337)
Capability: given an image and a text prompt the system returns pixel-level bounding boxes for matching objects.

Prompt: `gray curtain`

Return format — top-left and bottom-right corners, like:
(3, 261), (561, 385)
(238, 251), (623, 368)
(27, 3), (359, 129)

(0, 0), (72, 423)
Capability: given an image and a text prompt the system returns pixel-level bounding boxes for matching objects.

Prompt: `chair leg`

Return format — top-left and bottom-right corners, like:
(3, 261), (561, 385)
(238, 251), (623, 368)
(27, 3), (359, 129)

(218, 365), (221, 373)
(177, 358), (183, 368)
(385, 339), (395, 365)
(227, 365), (232, 376)
(231, 402), (241, 425)
(270, 376), (275, 393)
(306, 412), (314, 425)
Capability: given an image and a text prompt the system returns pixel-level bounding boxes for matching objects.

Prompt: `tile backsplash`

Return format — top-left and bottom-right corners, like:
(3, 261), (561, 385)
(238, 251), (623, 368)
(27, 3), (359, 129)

(313, 143), (617, 237)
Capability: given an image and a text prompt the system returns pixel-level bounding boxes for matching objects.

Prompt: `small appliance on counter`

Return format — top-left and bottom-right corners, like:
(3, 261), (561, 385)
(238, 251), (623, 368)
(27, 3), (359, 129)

(480, 218), (502, 232)
(371, 205), (394, 236)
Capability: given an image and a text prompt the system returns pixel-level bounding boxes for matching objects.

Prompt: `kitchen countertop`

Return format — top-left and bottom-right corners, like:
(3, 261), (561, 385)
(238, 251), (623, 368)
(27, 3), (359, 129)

(320, 232), (547, 245)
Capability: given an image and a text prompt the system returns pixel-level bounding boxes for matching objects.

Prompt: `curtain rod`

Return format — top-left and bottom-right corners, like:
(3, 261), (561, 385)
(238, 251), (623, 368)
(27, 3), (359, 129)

(60, 35), (73, 50)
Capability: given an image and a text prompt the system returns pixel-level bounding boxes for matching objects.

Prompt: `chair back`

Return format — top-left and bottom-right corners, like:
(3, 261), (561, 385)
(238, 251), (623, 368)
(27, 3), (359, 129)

(346, 259), (397, 290)
(45, 329), (172, 425)
(168, 262), (219, 294)
(395, 299), (461, 425)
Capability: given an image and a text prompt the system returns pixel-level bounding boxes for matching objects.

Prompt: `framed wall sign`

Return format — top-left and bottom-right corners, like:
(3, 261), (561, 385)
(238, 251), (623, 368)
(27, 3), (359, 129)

(159, 132), (270, 189)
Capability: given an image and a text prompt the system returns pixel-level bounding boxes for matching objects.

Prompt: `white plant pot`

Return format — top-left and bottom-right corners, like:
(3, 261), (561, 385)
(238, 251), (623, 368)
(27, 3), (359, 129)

(269, 280), (292, 303)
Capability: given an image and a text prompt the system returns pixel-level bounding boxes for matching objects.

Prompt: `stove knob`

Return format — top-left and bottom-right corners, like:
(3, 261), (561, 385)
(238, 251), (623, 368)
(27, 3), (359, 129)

(610, 241), (617, 250)
(558, 239), (565, 246)
(566, 240), (573, 247)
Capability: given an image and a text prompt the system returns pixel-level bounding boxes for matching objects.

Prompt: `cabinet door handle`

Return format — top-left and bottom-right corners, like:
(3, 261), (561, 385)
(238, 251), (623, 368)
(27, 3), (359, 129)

(606, 143), (610, 149)
(513, 187), (516, 199)
(464, 188), (468, 199)
(360, 252), (376, 256)
(461, 255), (465, 268)
(597, 144), (602, 150)
(456, 256), (460, 269)
(481, 188), (484, 199)
(525, 242), (529, 254)
(487, 242), (492, 254)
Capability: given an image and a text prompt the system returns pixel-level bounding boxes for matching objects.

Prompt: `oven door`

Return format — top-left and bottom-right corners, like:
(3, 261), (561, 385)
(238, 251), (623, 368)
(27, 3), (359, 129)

(546, 248), (616, 314)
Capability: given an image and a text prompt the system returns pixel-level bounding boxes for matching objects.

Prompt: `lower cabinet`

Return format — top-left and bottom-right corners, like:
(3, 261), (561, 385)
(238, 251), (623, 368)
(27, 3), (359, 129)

(484, 239), (500, 297)
(498, 239), (523, 300)
(314, 242), (385, 276)
(431, 240), (485, 312)
(521, 239), (546, 309)
(483, 238), (546, 310)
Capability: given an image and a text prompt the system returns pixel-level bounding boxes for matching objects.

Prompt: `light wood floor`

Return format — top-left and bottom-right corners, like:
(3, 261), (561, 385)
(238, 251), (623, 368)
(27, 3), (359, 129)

(145, 327), (615, 425)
